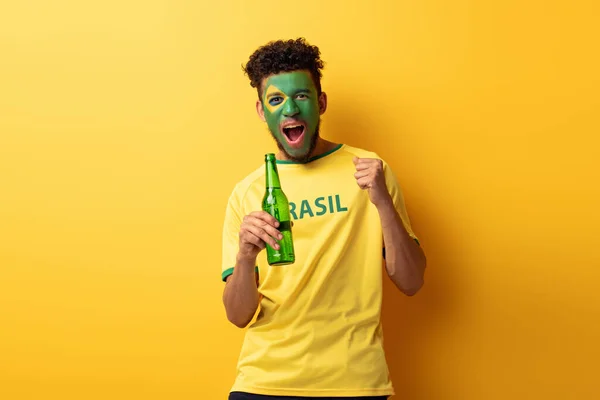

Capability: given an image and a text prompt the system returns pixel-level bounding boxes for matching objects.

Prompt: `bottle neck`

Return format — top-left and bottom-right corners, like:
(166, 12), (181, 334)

(265, 158), (281, 189)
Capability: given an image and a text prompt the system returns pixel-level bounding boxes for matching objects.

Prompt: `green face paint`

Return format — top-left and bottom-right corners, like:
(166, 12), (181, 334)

(262, 71), (321, 162)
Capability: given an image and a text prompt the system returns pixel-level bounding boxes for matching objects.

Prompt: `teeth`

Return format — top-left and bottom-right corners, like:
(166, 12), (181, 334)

(284, 124), (302, 129)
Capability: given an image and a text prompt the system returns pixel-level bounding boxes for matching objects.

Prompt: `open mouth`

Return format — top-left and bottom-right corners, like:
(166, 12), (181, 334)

(281, 123), (306, 146)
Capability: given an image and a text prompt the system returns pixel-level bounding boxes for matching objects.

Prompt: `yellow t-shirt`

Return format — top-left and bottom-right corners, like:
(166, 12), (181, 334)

(221, 143), (418, 397)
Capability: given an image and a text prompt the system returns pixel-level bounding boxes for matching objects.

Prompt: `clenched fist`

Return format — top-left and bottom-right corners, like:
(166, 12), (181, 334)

(353, 157), (392, 207)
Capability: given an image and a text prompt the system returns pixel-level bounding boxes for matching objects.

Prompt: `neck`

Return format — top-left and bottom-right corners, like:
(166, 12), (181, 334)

(276, 138), (339, 162)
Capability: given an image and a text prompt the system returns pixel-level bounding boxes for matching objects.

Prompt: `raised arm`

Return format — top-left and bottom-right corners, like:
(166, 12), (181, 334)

(353, 156), (426, 296)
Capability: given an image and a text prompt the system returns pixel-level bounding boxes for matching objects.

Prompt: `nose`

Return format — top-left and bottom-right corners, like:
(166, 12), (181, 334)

(282, 99), (300, 117)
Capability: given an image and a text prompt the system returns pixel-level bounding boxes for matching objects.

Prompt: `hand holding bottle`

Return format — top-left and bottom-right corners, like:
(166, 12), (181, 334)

(237, 211), (282, 264)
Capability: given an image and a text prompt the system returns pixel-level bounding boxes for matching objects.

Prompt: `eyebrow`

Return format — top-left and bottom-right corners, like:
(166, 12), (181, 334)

(265, 88), (311, 99)
(266, 91), (284, 99)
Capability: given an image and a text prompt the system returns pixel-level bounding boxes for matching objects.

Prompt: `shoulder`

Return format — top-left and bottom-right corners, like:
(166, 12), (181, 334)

(226, 163), (264, 206)
(340, 144), (394, 170)
(339, 144), (382, 160)
(340, 144), (401, 184)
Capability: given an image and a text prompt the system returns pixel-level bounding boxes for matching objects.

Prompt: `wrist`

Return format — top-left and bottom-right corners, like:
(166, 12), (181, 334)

(376, 196), (401, 231)
(236, 253), (257, 270)
(374, 194), (394, 212)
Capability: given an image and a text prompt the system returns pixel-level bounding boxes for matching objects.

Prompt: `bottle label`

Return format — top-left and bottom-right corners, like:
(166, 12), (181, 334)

(278, 220), (291, 231)
(264, 204), (291, 232)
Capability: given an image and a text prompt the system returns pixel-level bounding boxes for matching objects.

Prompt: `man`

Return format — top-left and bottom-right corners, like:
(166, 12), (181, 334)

(221, 38), (426, 400)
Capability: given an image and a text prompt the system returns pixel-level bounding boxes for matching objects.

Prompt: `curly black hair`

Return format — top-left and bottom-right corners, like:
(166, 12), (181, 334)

(243, 38), (325, 99)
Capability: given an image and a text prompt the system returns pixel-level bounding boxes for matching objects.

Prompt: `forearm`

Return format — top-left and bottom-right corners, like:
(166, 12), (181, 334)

(222, 256), (259, 328)
(377, 198), (426, 296)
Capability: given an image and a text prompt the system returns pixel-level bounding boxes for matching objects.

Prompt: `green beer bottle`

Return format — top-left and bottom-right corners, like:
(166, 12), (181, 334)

(262, 153), (295, 265)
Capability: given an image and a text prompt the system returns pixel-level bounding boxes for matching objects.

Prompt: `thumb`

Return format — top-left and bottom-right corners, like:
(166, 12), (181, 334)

(352, 156), (359, 164)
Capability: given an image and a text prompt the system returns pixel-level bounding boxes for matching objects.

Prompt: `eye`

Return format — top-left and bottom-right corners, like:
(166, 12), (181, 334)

(296, 94), (308, 100)
(269, 96), (283, 106)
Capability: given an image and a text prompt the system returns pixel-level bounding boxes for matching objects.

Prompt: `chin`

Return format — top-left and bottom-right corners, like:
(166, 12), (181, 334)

(285, 149), (311, 163)
(270, 123), (320, 163)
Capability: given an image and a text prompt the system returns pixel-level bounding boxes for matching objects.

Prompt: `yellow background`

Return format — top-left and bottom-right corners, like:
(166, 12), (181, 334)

(1, 1), (599, 399)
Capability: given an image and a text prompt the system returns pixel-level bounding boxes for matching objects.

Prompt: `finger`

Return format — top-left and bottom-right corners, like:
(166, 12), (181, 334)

(354, 160), (375, 171)
(243, 224), (280, 249)
(241, 230), (267, 250)
(352, 156), (359, 164)
(245, 215), (282, 239)
(250, 211), (280, 228)
(242, 227), (275, 250)
(354, 169), (371, 179)
(357, 176), (372, 189)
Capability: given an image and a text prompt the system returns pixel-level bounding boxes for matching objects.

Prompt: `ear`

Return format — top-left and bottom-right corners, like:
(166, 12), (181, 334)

(318, 92), (328, 115)
(256, 99), (266, 122)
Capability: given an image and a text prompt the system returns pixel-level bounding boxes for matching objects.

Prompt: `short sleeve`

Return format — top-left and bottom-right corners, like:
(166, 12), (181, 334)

(221, 188), (242, 281)
(220, 186), (259, 282)
(382, 160), (420, 245)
